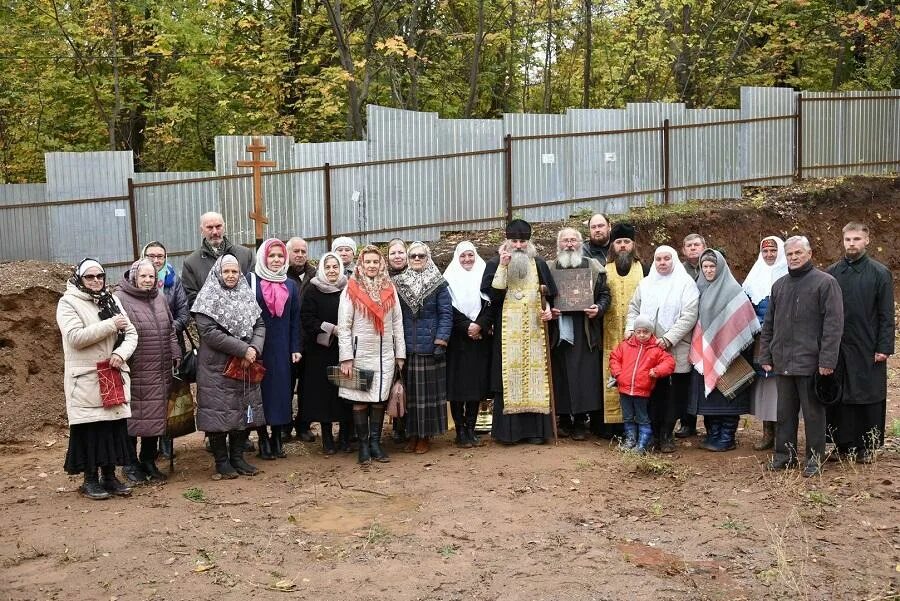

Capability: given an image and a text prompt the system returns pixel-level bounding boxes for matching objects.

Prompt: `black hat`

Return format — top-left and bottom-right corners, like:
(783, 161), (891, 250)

(505, 219), (532, 241)
(610, 222), (636, 242)
(814, 370), (843, 406)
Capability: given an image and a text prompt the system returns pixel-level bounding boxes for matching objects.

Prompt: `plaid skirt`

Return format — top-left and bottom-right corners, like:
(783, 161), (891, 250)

(405, 353), (448, 437)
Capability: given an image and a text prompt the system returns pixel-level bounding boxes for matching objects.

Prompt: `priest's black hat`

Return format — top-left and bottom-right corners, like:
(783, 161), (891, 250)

(505, 219), (532, 240)
(610, 222), (636, 242)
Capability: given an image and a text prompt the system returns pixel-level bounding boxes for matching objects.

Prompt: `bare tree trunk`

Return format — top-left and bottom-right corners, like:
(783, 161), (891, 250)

(323, 0), (364, 139)
(108, 0), (120, 150)
(542, 0), (554, 112)
(464, 0), (486, 118)
(582, 0), (592, 108)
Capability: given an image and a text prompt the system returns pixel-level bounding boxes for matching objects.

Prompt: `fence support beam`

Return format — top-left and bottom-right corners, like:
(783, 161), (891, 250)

(127, 177), (139, 259)
(323, 162), (333, 248)
(503, 134), (513, 222)
(661, 119), (671, 205)
(795, 93), (804, 181)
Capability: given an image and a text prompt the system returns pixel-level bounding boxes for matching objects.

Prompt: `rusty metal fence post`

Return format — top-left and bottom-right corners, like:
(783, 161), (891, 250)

(503, 134), (513, 222)
(795, 93), (804, 181)
(661, 119), (671, 205)
(127, 177), (139, 259)
(323, 162), (333, 248)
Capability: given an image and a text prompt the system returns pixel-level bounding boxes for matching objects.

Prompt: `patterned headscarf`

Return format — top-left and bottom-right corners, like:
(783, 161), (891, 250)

(311, 252), (348, 294)
(191, 254), (262, 340)
(346, 245), (396, 334)
(127, 258), (157, 288)
(392, 241), (445, 313)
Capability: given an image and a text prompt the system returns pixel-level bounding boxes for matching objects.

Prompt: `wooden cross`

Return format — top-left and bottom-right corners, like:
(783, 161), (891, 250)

(236, 136), (277, 247)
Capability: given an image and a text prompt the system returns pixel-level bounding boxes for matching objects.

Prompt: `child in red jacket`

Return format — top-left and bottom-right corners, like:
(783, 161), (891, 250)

(609, 315), (676, 453)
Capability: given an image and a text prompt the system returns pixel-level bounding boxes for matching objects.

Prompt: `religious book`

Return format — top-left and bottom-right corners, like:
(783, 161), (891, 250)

(552, 267), (593, 312)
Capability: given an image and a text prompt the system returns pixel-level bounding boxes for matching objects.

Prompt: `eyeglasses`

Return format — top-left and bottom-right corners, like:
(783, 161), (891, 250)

(82, 273), (106, 281)
(409, 253), (427, 260)
(145, 254), (165, 260)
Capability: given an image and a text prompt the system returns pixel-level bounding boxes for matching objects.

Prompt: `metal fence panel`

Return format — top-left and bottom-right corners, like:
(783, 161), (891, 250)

(437, 118), (504, 228)
(740, 87), (795, 185)
(45, 151), (134, 265)
(0, 184), (50, 261)
(566, 108), (629, 215)
(505, 113), (571, 222)
(670, 108), (742, 204)
(625, 103), (685, 207)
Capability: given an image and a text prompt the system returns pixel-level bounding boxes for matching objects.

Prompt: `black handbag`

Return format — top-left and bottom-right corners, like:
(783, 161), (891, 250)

(175, 331), (198, 383)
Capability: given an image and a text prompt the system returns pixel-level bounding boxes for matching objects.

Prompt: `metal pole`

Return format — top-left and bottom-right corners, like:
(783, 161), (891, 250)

(661, 119), (671, 205)
(323, 162), (333, 249)
(795, 93), (804, 181)
(127, 177), (139, 260)
(503, 134), (513, 222)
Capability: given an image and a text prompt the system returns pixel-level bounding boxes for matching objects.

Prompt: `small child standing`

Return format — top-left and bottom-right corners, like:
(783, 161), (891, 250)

(609, 315), (676, 453)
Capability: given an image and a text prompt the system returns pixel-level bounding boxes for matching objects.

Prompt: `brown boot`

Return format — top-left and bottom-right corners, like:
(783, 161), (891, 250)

(404, 436), (419, 453)
(753, 421), (775, 451)
(415, 437), (431, 454)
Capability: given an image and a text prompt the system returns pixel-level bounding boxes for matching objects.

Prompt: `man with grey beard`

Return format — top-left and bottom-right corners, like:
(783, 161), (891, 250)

(548, 228), (610, 440)
(481, 220), (558, 445)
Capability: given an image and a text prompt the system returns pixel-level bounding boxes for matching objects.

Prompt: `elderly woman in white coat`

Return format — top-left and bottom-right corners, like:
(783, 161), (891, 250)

(626, 245), (699, 452)
(338, 245), (405, 465)
(57, 258), (138, 500)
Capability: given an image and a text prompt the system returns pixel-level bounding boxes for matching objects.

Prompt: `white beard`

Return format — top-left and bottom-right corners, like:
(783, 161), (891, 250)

(507, 241), (537, 283)
(556, 248), (584, 269)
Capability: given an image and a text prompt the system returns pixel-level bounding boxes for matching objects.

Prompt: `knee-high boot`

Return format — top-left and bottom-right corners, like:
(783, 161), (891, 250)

(321, 422), (336, 455)
(465, 401), (482, 447)
(229, 430), (259, 476)
(256, 426), (274, 460)
(449, 402), (469, 448)
(353, 410), (371, 464)
(271, 427), (287, 459)
(209, 433), (237, 479)
(369, 405), (389, 462)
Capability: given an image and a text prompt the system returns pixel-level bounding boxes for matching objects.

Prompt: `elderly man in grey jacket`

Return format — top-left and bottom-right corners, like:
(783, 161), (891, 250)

(182, 212), (256, 305)
(758, 235), (844, 477)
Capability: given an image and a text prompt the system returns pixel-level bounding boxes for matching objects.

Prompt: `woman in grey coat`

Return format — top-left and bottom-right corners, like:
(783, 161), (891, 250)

(192, 254), (266, 479)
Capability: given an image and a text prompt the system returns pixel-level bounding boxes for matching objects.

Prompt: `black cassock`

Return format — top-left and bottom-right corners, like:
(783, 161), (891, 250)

(481, 256), (558, 443)
(826, 253), (895, 450)
(446, 301), (493, 403)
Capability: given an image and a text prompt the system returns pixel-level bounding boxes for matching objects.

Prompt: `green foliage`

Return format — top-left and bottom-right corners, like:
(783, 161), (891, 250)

(183, 487), (206, 502)
(1, 0), (897, 182)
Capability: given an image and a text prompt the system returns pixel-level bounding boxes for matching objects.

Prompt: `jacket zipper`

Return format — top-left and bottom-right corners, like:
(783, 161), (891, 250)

(629, 343), (644, 394)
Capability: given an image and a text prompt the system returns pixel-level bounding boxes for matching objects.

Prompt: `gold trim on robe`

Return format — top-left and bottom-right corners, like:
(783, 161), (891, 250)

(602, 261), (644, 423)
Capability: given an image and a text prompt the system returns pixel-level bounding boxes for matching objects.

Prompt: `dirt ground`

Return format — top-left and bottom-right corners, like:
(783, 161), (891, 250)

(1, 176), (899, 600)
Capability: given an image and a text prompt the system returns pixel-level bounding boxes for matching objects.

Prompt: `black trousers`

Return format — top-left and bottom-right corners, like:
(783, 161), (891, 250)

(774, 375), (826, 466)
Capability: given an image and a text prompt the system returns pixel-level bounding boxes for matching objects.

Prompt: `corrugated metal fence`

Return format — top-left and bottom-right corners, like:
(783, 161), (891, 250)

(1, 86), (898, 267)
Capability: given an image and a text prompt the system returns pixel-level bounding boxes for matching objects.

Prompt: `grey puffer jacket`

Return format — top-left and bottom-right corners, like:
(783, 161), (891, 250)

(194, 313), (266, 433)
(115, 279), (180, 437)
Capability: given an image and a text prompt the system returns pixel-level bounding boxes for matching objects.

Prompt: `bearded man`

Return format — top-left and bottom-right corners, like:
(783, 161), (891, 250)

(481, 219), (558, 445)
(583, 213), (612, 265)
(548, 228), (610, 440)
(596, 223), (646, 437)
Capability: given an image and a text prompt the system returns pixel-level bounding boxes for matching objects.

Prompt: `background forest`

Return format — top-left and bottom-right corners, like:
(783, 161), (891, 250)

(0, 0), (897, 183)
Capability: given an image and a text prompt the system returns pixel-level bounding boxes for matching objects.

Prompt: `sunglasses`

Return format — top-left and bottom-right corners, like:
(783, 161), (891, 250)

(82, 273), (106, 281)
(409, 253), (427, 260)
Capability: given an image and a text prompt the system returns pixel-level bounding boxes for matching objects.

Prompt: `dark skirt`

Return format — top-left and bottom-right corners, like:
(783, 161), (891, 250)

(649, 373), (691, 431)
(64, 419), (136, 474)
(299, 343), (349, 424)
(826, 399), (886, 451)
(491, 391), (554, 443)
(688, 369), (752, 416)
(446, 332), (492, 402)
(405, 353), (449, 437)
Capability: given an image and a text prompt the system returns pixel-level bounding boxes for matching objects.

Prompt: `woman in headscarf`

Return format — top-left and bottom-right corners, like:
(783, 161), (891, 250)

(114, 259), (180, 484)
(742, 236), (788, 450)
(394, 242), (453, 454)
(300, 252), (351, 455)
(140, 241), (190, 460)
(443, 241), (492, 448)
(337, 245), (406, 465)
(249, 238), (301, 460)
(57, 258), (138, 500)
(626, 245), (699, 452)
(192, 254), (266, 479)
(387, 238), (408, 278)
(688, 250), (761, 451)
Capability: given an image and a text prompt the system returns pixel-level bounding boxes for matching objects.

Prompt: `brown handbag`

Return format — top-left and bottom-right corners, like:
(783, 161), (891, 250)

(387, 368), (406, 418)
(223, 356), (266, 384)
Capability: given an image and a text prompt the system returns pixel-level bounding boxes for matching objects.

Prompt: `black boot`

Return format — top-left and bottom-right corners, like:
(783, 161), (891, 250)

(209, 433), (237, 479)
(271, 427), (287, 459)
(229, 430), (259, 476)
(321, 422), (336, 455)
(80, 468), (111, 500)
(450, 402), (470, 448)
(139, 436), (167, 482)
(256, 427), (275, 460)
(159, 436), (175, 459)
(369, 405), (389, 462)
(658, 424), (676, 453)
(353, 410), (371, 464)
(465, 401), (483, 447)
(571, 415), (588, 441)
(392, 416), (408, 444)
(338, 420), (353, 453)
(297, 421), (315, 443)
(100, 465), (132, 497)
(123, 463), (148, 484)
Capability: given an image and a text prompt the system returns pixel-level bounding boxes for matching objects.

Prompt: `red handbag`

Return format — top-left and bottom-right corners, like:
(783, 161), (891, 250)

(223, 356), (266, 384)
(97, 360), (127, 408)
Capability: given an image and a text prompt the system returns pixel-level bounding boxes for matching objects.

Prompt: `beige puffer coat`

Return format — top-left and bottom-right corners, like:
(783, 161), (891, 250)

(56, 282), (138, 425)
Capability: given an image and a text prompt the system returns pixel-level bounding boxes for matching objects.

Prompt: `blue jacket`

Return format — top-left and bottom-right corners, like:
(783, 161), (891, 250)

(399, 283), (453, 355)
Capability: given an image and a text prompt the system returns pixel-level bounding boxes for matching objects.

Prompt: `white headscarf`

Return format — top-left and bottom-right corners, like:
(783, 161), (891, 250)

(442, 241), (487, 321)
(635, 245), (699, 332)
(741, 236), (788, 305)
(331, 236), (357, 254)
(311, 252), (348, 294)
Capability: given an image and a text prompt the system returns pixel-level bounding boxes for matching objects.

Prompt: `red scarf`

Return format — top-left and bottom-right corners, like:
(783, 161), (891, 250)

(346, 278), (396, 335)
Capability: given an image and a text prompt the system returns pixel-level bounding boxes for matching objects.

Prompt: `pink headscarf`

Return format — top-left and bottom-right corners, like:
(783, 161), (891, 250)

(254, 238), (289, 317)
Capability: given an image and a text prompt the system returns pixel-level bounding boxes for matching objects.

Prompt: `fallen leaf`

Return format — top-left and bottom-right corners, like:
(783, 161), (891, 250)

(272, 579), (296, 591)
(193, 563), (216, 573)
(165, 557), (176, 565)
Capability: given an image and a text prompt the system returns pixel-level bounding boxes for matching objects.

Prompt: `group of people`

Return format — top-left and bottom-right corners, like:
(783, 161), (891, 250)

(57, 210), (894, 500)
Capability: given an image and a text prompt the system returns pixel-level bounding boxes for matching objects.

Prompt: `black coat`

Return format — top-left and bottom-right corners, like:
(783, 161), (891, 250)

(446, 302), (493, 402)
(826, 254), (895, 404)
(299, 285), (347, 423)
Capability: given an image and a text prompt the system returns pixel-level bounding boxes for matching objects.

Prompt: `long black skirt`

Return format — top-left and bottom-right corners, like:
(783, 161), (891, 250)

(491, 391), (554, 443)
(649, 373), (691, 432)
(64, 419), (136, 474)
(826, 400), (886, 451)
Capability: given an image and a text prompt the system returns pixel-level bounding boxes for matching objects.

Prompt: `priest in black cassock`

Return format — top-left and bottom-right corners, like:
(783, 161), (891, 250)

(548, 228), (611, 440)
(826, 222), (894, 462)
(481, 219), (558, 445)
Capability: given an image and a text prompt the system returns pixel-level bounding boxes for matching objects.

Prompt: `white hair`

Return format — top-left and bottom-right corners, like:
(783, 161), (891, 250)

(784, 235), (811, 252)
(286, 237), (307, 251)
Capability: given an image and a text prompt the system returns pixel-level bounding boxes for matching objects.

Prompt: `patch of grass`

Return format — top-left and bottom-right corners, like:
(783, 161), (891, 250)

(438, 544), (459, 559)
(804, 491), (835, 507)
(362, 523), (390, 549)
(574, 458), (596, 471)
(183, 487), (206, 503)
(720, 517), (749, 532)
(888, 418), (900, 438)
(648, 502), (663, 517)
(626, 453), (677, 477)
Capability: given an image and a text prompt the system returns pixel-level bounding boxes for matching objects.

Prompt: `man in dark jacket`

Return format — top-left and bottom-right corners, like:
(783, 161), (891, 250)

(549, 227), (611, 440)
(826, 222), (894, 462)
(582, 213), (612, 265)
(286, 236), (317, 442)
(758, 235), (844, 476)
(181, 212), (255, 305)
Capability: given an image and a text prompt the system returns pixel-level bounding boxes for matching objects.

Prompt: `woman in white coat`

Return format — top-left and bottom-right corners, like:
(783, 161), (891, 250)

(57, 259), (138, 500)
(338, 245), (405, 465)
